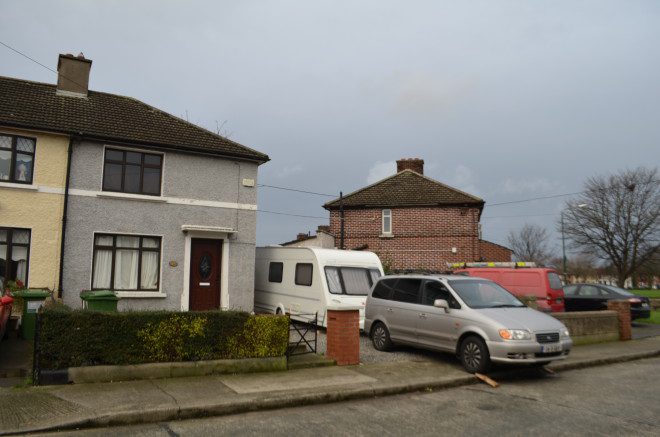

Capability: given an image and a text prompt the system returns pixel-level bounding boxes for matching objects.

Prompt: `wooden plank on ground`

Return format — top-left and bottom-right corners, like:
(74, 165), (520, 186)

(475, 373), (499, 388)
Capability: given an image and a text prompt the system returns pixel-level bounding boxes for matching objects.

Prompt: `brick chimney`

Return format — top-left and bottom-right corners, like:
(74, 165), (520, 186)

(297, 233), (309, 241)
(57, 53), (92, 96)
(396, 158), (424, 175)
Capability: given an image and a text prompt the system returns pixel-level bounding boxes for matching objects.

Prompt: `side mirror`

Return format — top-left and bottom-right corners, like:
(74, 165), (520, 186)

(434, 299), (449, 312)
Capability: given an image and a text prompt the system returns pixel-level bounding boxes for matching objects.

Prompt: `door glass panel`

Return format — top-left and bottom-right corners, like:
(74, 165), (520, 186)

(14, 154), (33, 182)
(0, 230), (6, 243)
(392, 279), (421, 303)
(199, 254), (212, 280)
(0, 150), (11, 181)
(16, 137), (35, 153)
(124, 164), (141, 193)
(295, 263), (313, 286)
(142, 167), (161, 194)
(103, 163), (123, 190)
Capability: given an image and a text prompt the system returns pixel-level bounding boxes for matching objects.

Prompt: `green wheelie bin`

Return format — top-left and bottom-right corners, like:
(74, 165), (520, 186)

(80, 290), (120, 312)
(12, 289), (51, 340)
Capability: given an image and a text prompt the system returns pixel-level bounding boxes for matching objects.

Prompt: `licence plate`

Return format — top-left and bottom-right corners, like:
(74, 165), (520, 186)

(542, 344), (562, 353)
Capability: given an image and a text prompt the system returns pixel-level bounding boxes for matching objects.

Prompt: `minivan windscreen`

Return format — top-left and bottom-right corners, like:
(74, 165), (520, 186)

(325, 267), (381, 295)
(448, 279), (525, 309)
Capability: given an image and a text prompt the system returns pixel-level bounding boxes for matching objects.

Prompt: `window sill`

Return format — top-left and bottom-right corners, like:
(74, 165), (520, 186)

(97, 192), (167, 203)
(379, 233), (394, 239)
(115, 291), (167, 298)
(0, 181), (37, 191)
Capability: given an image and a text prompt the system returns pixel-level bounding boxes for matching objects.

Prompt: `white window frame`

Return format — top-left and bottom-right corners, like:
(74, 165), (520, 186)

(382, 209), (392, 235)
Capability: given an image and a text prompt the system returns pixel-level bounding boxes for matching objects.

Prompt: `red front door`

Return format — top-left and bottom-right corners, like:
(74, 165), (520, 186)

(189, 239), (222, 311)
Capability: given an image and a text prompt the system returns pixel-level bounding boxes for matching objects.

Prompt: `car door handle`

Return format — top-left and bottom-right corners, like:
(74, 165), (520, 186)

(419, 313), (427, 319)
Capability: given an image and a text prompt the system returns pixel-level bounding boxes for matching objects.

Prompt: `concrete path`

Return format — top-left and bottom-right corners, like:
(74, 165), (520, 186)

(1, 336), (659, 435)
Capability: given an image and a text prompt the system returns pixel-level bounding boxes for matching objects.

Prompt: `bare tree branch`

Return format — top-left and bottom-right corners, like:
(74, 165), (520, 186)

(507, 223), (554, 265)
(561, 167), (659, 287)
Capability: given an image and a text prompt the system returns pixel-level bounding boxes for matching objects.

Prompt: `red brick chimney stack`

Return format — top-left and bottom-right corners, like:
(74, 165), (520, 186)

(396, 158), (424, 175)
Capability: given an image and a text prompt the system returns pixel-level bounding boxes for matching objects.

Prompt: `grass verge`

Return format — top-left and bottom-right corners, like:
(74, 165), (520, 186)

(632, 290), (660, 299)
(636, 310), (660, 325)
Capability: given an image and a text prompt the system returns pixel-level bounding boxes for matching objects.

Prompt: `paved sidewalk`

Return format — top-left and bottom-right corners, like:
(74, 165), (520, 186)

(1, 336), (659, 435)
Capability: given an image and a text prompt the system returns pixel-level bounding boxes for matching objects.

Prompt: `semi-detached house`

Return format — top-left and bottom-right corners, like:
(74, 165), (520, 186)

(0, 53), (268, 311)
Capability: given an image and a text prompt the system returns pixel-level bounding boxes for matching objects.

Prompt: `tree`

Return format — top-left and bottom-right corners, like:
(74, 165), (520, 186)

(561, 167), (659, 287)
(507, 223), (553, 265)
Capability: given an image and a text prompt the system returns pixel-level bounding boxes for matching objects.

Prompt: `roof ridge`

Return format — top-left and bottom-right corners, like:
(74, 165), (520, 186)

(414, 171), (484, 202)
(323, 169), (405, 207)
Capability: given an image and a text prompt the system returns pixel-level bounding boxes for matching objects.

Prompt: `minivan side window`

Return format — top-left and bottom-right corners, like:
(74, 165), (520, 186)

(372, 278), (397, 300)
(422, 281), (460, 309)
(268, 262), (283, 283)
(295, 263), (313, 286)
(392, 278), (422, 304)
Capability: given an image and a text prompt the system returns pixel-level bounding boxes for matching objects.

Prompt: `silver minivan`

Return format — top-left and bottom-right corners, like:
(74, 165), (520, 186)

(365, 274), (572, 373)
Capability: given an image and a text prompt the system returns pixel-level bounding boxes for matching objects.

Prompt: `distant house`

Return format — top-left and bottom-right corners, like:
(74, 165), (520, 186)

(281, 226), (335, 249)
(322, 158), (511, 271)
(0, 53), (269, 311)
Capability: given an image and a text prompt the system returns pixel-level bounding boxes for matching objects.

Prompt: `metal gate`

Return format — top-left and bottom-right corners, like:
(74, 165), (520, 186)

(287, 312), (318, 357)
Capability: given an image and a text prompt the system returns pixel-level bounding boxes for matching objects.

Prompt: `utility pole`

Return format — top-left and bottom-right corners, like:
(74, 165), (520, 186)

(339, 191), (345, 250)
(561, 211), (566, 278)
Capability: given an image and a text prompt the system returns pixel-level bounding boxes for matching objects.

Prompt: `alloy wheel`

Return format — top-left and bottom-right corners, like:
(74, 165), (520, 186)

(464, 341), (482, 370)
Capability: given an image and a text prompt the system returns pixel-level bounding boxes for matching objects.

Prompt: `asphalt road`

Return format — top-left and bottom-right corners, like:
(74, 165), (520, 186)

(38, 356), (660, 436)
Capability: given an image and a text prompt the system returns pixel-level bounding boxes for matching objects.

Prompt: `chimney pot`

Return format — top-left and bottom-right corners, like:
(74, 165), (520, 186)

(296, 233), (308, 241)
(396, 158), (424, 175)
(57, 53), (92, 96)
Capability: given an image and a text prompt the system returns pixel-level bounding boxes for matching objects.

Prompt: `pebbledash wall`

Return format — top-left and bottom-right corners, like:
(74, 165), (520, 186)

(329, 207), (481, 271)
(0, 127), (69, 290)
(61, 140), (258, 311)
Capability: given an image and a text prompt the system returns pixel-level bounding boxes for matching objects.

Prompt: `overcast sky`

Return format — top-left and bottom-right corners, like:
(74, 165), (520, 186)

(2, 1), (659, 253)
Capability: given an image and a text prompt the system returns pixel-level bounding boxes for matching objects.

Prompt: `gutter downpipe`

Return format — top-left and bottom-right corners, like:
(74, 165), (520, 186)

(57, 136), (75, 299)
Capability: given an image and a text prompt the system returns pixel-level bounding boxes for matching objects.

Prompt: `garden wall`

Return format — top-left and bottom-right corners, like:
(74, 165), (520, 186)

(552, 311), (619, 345)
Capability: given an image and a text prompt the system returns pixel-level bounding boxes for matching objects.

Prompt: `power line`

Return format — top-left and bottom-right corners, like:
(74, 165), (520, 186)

(482, 213), (558, 220)
(257, 209), (326, 219)
(486, 191), (584, 207)
(0, 40), (89, 90)
(257, 184), (335, 197)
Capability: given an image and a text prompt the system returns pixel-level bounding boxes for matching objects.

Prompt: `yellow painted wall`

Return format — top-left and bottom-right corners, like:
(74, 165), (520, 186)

(0, 128), (69, 290)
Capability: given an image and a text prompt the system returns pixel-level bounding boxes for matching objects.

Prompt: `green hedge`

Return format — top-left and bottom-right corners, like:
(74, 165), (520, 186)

(37, 309), (289, 370)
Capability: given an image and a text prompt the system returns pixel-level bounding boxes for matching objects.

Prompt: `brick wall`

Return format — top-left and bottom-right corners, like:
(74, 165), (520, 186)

(478, 240), (513, 262)
(325, 309), (360, 365)
(329, 206), (481, 271)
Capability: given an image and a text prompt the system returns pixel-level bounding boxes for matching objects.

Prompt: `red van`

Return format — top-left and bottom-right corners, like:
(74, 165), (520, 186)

(454, 267), (565, 312)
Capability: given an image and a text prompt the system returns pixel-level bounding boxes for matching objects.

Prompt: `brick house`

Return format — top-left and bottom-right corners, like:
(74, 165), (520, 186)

(323, 158), (511, 271)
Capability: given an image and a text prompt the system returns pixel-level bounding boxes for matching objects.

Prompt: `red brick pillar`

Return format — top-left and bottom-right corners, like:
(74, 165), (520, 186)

(325, 306), (360, 365)
(608, 300), (632, 341)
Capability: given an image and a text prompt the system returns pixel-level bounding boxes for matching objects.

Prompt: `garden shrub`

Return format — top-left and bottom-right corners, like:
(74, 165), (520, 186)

(36, 309), (289, 370)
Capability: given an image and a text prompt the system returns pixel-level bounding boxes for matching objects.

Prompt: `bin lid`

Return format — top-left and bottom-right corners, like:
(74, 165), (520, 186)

(12, 289), (51, 299)
(80, 290), (120, 301)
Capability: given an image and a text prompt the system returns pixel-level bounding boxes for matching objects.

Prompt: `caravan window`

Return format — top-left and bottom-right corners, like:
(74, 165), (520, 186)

(295, 263), (313, 286)
(268, 262), (283, 283)
(324, 267), (380, 295)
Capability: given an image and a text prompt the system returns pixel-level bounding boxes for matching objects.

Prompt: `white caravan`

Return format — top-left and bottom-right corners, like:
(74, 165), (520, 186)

(254, 247), (384, 329)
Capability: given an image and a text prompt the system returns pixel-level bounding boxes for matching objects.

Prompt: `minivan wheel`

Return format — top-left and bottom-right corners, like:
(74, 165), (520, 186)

(371, 322), (393, 351)
(460, 336), (491, 374)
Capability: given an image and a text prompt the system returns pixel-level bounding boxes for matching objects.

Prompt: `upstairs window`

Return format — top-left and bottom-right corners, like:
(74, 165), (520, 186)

(0, 134), (36, 184)
(102, 148), (163, 196)
(382, 209), (392, 235)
